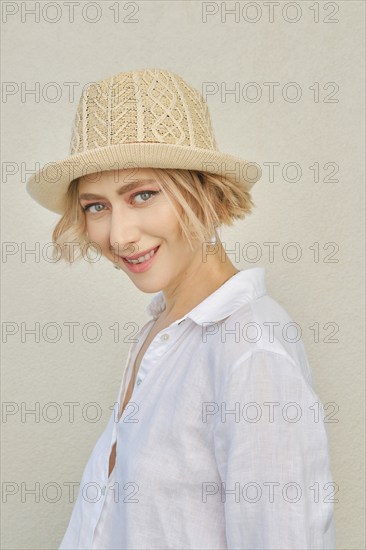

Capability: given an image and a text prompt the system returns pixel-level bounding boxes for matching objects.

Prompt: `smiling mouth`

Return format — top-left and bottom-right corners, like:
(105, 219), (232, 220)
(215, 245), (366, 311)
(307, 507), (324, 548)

(122, 246), (160, 265)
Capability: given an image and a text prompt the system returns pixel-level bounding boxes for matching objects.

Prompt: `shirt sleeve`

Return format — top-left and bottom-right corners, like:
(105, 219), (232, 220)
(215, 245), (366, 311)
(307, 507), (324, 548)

(212, 349), (336, 550)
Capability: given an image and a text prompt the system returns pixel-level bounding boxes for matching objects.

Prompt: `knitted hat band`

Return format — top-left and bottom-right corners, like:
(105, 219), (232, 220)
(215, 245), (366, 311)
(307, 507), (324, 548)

(26, 68), (262, 214)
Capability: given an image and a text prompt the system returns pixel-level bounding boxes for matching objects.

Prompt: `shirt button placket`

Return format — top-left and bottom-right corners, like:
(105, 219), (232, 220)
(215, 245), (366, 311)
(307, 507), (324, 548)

(135, 332), (171, 389)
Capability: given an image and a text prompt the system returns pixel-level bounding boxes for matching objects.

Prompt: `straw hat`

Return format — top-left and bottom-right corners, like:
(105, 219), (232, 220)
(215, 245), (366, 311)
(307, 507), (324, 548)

(26, 68), (262, 214)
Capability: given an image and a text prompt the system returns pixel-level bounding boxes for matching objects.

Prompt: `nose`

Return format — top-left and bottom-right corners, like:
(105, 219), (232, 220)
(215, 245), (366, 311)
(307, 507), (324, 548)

(109, 208), (141, 259)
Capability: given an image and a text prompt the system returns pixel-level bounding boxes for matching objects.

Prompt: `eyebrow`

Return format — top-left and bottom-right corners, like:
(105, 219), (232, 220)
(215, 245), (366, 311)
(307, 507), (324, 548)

(78, 179), (158, 201)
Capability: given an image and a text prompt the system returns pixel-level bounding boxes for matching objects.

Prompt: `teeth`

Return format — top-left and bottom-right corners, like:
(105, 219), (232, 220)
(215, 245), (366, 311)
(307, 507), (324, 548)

(125, 247), (158, 264)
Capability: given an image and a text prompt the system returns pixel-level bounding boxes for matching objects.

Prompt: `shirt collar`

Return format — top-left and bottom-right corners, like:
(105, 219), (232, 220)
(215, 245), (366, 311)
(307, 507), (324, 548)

(145, 267), (267, 325)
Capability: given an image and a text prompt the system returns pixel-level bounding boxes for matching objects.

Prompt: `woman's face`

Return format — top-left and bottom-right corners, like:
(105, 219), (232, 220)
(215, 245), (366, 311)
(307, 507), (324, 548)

(78, 168), (201, 293)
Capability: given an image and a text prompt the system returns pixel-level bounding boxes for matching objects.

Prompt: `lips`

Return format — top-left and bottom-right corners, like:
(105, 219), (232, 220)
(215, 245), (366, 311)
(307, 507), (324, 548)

(122, 245), (159, 261)
(123, 246), (160, 263)
(119, 245), (160, 273)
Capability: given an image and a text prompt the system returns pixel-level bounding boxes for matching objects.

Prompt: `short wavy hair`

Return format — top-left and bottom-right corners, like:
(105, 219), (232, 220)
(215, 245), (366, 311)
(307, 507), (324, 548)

(51, 168), (255, 264)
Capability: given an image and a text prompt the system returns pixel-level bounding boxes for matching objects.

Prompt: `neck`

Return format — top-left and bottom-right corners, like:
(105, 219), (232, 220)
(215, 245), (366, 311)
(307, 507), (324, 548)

(158, 241), (239, 324)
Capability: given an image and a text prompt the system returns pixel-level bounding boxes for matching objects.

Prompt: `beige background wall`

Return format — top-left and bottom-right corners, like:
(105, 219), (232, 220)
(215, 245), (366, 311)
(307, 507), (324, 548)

(2, 1), (364, 548)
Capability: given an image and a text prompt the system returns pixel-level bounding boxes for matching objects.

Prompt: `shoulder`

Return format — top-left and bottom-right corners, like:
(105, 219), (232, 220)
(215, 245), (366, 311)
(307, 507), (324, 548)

(213, 293), (314, 388)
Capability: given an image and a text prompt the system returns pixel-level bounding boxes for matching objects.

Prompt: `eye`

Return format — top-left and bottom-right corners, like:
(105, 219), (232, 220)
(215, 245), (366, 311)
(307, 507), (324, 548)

(132, 190), (160, 204)
(80, 190), (161, 214)
(81, 202), (106, 214)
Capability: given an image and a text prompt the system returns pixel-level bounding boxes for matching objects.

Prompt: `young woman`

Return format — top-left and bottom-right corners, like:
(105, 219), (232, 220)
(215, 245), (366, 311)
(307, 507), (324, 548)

(26, 68), (336, 549)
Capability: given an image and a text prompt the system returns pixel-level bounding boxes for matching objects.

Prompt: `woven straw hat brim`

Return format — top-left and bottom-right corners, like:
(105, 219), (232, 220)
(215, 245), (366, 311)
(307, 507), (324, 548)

(26, 142), (262, 215)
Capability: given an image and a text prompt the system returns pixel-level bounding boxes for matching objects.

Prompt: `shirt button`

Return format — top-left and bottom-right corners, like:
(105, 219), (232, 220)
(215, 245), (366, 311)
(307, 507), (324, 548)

(101, 485), (106, 495)
(136, 377), (142, 385)
(161, 333), (170, 341)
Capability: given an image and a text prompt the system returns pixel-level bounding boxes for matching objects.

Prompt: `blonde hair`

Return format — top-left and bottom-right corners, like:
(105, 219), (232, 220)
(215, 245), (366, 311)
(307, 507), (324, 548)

(51, 168), (255, 264)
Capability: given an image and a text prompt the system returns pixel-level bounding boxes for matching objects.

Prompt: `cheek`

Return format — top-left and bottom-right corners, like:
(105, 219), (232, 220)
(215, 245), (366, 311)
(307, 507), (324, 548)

(152, 203), (183, 234)
(86, 221), (110, 248)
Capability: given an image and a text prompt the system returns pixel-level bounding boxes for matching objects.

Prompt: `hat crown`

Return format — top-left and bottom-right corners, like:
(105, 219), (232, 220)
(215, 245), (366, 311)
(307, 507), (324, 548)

(69, 68), (218, 155)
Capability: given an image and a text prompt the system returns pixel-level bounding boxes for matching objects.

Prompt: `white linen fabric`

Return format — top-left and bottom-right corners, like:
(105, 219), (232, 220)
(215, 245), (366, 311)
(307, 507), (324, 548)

(59, 267), (336, 550)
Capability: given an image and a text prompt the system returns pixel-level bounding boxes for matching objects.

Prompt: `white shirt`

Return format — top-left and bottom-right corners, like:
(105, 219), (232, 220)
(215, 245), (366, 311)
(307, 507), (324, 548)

(59, 267), (336, 550)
